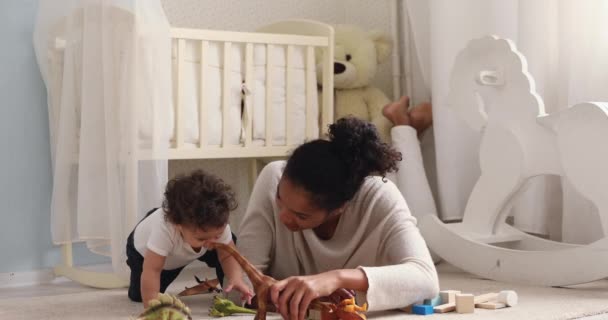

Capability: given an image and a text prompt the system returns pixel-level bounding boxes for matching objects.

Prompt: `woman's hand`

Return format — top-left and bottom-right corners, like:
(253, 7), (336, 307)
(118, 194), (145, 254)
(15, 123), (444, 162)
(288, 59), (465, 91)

(270, 271), (340, 320)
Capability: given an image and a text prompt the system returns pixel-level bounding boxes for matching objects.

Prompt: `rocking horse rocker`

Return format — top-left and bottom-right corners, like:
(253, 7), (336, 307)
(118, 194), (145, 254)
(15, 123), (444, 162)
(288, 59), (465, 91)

(419, 35), (608, 286)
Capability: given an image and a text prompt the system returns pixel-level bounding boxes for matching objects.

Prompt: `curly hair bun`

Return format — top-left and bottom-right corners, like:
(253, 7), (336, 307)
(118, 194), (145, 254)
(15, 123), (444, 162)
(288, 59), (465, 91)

(328, 116), (401, 178)
(284, 117), (401, 211)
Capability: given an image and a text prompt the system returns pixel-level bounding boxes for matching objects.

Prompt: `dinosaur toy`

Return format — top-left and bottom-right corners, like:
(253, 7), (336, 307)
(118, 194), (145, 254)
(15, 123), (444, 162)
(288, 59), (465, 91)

(309, 298), (368, 320)
(207, 242), (367, 320)
(207, 242), (277, 320)
(209, 295), (257, 317)
(135, 293), (192, 320)
(178, 276), (222, 296)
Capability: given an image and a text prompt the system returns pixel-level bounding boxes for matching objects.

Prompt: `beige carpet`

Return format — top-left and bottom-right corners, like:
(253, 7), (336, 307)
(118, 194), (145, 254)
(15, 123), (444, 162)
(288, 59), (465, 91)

(1, 263), (607, 320)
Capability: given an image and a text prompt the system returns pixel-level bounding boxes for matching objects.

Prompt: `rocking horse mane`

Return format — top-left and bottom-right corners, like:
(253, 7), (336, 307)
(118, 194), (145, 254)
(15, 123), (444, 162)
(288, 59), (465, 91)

(448, 35), (546, 131)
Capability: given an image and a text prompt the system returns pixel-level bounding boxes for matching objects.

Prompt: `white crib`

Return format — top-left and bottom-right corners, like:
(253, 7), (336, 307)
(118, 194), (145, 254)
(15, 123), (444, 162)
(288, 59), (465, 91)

(47, 19), (335, 288)
(163, 21), (334, 159)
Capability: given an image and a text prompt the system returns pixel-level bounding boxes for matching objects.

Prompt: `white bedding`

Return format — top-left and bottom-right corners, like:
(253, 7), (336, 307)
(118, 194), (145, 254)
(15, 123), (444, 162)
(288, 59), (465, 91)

(252, 45), (319, 145)
(167, 40), (243, 146)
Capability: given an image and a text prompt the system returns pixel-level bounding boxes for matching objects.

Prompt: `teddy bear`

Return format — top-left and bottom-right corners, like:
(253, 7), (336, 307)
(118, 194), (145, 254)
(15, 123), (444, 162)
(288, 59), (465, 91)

(319, 24), (394, 142)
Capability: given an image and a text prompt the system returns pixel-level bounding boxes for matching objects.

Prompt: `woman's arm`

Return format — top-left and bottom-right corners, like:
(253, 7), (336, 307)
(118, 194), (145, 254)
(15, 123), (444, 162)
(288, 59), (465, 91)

(141, 250), (166, 308)
(358, 201), (439, 311)
(269, 268), (367, 320)
(236, 162), (282, 273)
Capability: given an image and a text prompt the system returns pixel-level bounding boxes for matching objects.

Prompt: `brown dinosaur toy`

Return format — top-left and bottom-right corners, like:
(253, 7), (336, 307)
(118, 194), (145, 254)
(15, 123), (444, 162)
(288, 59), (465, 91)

(178, 276), (221, 297)
(208, 242), (367, 320)
(207, 242), (277, 320)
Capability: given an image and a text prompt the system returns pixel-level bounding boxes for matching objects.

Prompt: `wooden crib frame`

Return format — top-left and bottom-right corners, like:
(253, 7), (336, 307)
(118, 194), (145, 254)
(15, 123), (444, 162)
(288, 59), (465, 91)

(54, 20), (335, 288)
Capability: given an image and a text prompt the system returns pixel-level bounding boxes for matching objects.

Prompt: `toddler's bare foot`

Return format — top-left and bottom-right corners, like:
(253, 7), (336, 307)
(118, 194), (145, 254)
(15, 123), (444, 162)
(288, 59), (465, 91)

(382, 96), (411, 126)
(409, 102), (433, 135)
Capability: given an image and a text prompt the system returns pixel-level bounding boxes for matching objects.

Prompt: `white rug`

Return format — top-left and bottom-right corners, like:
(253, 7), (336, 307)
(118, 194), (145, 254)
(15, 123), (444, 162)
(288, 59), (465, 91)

(1, 263), (607, 320)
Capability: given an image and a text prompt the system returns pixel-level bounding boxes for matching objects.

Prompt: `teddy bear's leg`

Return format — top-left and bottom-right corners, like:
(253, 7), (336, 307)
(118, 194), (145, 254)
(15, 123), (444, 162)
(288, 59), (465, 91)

(365, 88), (394, 144)
(371, 116), (393, 143)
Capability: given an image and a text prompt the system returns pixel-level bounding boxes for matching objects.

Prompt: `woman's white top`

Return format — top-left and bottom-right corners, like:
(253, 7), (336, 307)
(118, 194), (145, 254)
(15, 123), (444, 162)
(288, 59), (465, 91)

(237, 128), (439, 311)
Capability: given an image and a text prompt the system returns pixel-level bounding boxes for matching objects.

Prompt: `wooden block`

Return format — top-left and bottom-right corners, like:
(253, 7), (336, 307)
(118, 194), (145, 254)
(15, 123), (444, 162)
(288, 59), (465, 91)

(474, 292), (498, 304)
(439, 290), (461, 304)
(476, 301), (507, 310)
(423, 295), (443, 307)
(456, 294), (474, 314)
(433, 303), (455, 313)
(412, 304), (434, 315)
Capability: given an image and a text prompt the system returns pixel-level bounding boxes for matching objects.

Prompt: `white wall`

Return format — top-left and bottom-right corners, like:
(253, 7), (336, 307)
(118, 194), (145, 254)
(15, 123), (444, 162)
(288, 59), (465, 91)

(162, 0), (396, 231)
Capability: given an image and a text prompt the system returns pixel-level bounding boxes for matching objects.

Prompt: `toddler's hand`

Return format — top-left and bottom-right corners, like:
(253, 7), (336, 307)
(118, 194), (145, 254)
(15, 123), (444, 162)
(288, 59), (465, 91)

(224, 278), (253, 305)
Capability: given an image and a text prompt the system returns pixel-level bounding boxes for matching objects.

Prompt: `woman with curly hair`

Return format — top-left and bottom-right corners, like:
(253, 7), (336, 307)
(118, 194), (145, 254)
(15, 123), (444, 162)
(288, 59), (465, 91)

(126, 170), (252, 307)
(237, 116), (439, 320)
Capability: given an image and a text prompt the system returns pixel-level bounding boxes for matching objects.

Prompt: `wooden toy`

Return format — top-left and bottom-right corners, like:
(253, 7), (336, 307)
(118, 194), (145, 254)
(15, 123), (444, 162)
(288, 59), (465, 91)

(474, 290), (518, 310)
(498, 290), (518, 307)
(473, 292), (498, 305)
(418, 35), (608, 286)
(433, 290), (460, 313)
(476, 302), (506, 310)
(412, 304), (434, 315)
(455, 294), (474, 313)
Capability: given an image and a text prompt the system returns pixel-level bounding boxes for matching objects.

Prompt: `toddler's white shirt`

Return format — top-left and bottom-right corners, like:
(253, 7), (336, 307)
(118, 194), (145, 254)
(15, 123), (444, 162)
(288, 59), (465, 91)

(134, 208), (232, 270)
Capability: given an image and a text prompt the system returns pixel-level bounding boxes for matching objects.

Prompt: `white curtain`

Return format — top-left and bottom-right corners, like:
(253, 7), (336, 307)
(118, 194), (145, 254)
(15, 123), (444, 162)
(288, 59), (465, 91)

(33, 0), (172, 275)
(402, 0), (608, 243)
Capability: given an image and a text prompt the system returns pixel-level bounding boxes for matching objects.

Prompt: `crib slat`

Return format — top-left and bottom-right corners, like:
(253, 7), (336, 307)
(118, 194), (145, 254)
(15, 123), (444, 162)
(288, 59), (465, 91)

(322, 40), (334, 138)
(199, 40), (209, 148)
(176, 39), (186, 148)
(305, 45), (315, 140)
(285, 45), (293, 146)
(244, 43), (254, 146)
(222, 42), (232, 148)
(265, 44), (273, 146)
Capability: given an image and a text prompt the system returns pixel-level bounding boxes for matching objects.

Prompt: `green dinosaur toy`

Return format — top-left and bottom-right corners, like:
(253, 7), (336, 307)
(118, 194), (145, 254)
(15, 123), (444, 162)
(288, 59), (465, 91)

(136, 293), (192, 320)
(209, 295), (257, 317)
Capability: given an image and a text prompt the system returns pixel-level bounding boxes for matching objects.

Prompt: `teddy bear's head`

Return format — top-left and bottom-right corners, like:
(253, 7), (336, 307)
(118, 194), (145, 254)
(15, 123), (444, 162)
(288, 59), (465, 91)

(329, 25), (392, 89)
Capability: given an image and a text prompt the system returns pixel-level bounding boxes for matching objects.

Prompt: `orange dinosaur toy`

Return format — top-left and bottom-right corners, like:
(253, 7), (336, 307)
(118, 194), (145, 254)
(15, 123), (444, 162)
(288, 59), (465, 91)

(310, 298), (368, 320)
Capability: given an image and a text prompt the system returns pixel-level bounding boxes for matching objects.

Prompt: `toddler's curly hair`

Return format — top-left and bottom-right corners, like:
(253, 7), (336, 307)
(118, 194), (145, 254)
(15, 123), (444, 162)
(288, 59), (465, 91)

(162, 170), (237, 229)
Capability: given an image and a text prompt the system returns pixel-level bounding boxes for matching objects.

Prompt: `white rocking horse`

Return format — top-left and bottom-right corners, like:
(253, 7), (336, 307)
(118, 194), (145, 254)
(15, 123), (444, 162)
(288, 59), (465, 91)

(419, 35), (608, 286)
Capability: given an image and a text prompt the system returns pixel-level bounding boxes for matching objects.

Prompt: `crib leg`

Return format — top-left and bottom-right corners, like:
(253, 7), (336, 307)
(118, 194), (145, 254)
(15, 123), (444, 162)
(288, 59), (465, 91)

(54, 243), (128, 289)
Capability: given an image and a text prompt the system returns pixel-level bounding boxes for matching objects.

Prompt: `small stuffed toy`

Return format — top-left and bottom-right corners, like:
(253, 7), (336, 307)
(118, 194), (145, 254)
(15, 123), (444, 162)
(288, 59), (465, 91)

(319, 24), (394, 142)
